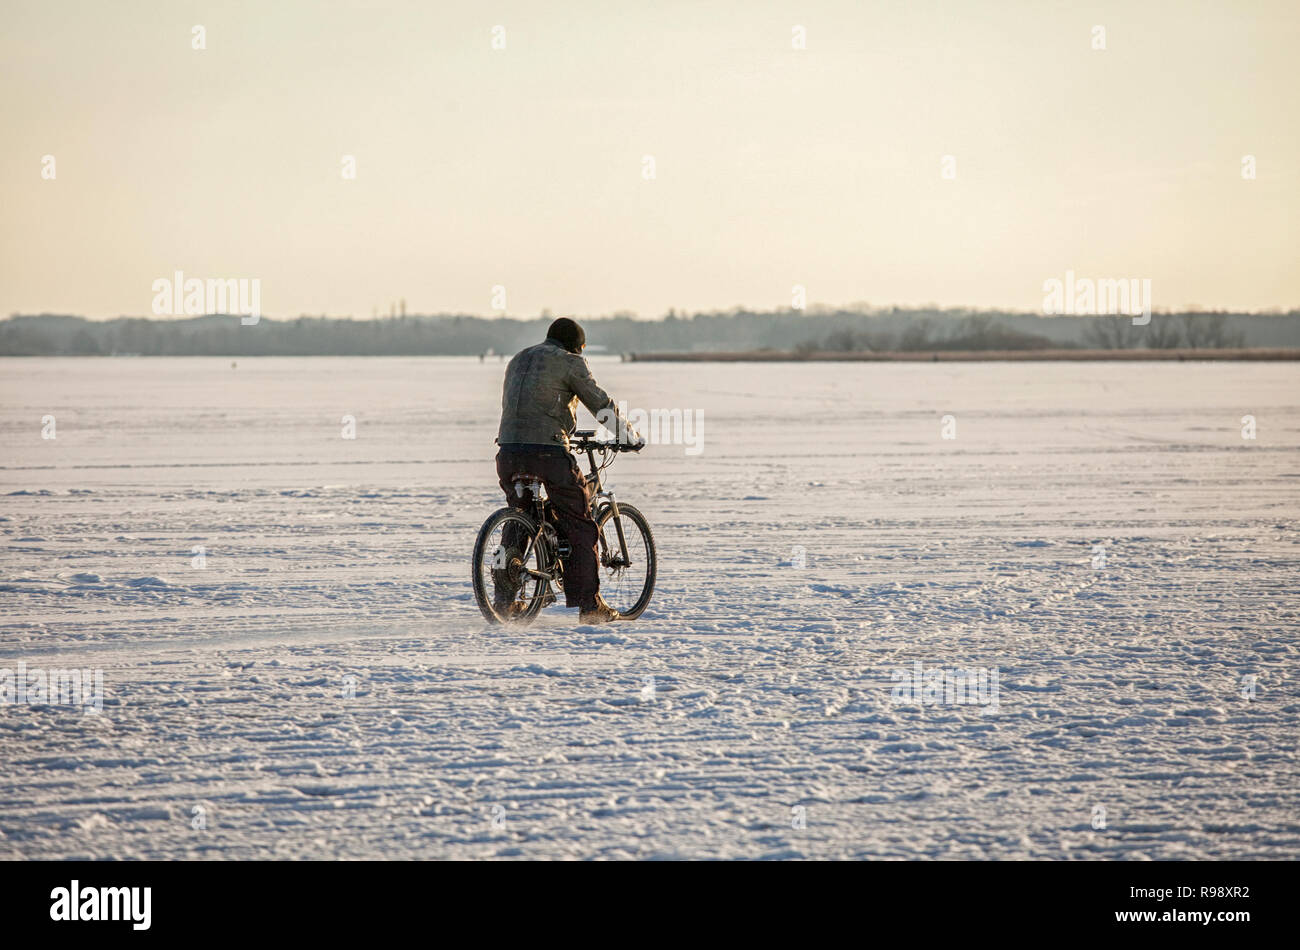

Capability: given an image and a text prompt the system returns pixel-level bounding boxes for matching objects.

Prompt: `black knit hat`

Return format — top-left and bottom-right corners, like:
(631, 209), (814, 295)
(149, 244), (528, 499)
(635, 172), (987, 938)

(546, 317), (586, 353)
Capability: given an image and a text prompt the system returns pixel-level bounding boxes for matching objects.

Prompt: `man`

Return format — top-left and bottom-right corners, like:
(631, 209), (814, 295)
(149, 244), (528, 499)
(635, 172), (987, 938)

(495, 317), (642, 623)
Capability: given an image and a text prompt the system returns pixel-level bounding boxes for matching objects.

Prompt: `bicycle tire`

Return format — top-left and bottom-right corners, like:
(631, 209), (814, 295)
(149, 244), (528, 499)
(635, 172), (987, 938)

(594, 502), (656, 620)
(472, 507), (553, 625)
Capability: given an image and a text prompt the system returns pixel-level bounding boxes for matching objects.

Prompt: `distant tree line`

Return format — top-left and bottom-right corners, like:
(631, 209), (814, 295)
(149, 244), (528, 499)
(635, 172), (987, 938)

(795, 311), (1259, 353)
(1, 307), (1295, 356)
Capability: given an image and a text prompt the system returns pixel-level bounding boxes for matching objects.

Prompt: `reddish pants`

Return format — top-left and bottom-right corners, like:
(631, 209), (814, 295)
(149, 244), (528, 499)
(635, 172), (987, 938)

(496, 444), (599, 607)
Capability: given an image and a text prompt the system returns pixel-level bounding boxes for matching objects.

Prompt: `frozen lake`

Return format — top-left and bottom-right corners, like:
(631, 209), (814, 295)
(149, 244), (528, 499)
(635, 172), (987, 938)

(1, 356), (1298, 859)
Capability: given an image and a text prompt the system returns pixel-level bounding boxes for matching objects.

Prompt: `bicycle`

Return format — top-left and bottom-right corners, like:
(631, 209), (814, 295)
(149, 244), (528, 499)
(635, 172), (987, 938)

(472, 431), (657, 624)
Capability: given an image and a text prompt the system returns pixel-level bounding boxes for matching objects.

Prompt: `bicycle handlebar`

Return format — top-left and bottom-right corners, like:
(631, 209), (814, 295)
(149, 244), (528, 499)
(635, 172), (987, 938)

(570, 431), (642, 453)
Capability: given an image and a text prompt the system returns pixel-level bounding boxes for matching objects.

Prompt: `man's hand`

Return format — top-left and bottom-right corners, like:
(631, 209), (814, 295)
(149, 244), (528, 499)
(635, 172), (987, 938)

(625, 428), (646, 452)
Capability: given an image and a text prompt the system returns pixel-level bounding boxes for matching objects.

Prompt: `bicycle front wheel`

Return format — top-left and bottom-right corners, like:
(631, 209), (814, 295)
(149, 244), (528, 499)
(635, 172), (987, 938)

(595, 502), (656, 620)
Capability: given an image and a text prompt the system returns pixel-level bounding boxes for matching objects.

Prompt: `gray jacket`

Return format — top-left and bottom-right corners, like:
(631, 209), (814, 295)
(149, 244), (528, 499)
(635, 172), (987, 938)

(497, 339), (625, 447)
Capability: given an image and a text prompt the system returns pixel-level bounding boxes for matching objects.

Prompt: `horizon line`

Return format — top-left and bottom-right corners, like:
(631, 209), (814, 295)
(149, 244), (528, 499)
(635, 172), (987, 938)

(9, 305), (1300, 323)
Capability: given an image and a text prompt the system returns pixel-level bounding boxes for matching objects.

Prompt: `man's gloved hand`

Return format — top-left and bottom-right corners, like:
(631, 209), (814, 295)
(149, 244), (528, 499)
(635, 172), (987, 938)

(625, 428), (646, 452)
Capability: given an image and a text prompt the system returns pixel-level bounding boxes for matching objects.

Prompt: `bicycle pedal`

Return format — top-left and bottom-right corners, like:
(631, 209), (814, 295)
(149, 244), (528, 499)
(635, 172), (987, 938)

(540, 589), (557, 608)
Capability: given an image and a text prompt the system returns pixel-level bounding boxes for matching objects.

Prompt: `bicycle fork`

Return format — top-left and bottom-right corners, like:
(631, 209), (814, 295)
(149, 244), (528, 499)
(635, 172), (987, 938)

(600, 491), (633, 568)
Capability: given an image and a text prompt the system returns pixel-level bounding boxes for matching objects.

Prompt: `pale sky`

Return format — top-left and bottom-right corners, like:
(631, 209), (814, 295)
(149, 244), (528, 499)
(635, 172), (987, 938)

(2, 0), (1297, 319)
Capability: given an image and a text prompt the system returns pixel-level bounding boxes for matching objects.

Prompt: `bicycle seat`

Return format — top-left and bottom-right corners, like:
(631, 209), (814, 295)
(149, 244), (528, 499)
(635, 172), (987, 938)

(508, 474), (547, 500)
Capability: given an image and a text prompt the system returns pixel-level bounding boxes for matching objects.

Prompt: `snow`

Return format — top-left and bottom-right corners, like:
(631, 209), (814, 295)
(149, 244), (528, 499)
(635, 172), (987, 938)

(0, 356), (1297, 859)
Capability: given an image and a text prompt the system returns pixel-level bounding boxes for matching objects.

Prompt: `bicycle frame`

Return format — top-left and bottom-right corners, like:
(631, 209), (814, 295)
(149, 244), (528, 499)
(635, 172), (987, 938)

(508, 480), (559, 585)
(575, 436), (634, 570)
(509, 434), (635, 586)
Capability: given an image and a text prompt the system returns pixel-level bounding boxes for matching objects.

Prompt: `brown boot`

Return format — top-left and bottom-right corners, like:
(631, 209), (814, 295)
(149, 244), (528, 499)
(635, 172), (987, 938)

(578, 594), (620, 624)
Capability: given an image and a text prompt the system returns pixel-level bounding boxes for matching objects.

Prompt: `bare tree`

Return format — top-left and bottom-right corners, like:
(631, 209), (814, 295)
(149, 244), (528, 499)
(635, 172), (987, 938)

(1181, 313), (1244, 349)
(1139, 314), (1183, 349)
(859, 329), (897, 352)
(824, 329), (857, 351)
(1082, 314), (1139, 349)
(899, 320), (933, 351)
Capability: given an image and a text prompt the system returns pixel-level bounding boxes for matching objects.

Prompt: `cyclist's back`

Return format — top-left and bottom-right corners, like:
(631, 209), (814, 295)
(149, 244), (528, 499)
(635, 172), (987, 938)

(499, 338), (618, 449)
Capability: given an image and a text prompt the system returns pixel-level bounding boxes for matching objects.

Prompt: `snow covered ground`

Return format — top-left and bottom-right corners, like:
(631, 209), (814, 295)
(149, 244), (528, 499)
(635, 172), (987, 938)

(1, 356), (1297, 859)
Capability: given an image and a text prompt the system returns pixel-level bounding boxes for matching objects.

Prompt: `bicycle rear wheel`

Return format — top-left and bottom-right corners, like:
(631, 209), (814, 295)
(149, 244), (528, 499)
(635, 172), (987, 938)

(595, 502), (656, 620)
(472, 507), (553, 624)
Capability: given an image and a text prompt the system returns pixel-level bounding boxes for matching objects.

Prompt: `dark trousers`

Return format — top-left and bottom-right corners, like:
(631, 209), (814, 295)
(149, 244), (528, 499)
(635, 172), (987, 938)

(496, 444), (599, 607)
